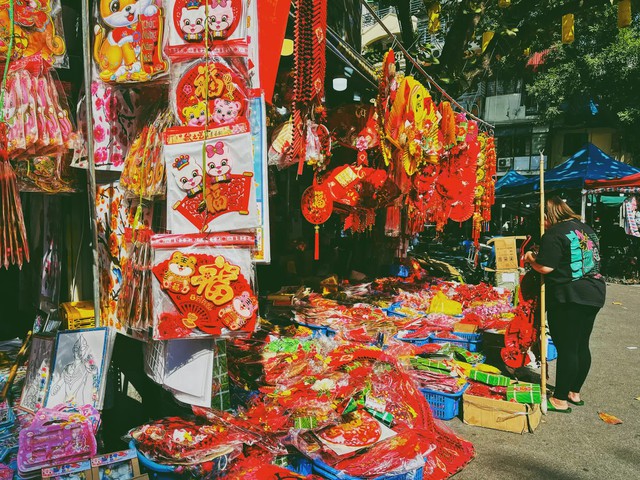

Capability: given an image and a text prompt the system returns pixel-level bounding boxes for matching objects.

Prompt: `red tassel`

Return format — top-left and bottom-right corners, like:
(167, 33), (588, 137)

(314, 225), (320, 260)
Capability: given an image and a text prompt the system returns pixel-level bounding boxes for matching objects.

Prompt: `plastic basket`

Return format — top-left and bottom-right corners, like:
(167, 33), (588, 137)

(547, 337), (558, 361)
(430, 332), (482, 352)
(312, 458), (424, 480)
(395, 333), (432, 347)
(420, 383), (469, 420)
(129, 440), (229, 480)
(287, 454), (314, 476)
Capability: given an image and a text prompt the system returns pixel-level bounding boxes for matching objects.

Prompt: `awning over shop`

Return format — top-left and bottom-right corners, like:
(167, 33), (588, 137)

(495, 170), (531, 195)
(497, 143), (640, 197)
(584, 172), (640, 194)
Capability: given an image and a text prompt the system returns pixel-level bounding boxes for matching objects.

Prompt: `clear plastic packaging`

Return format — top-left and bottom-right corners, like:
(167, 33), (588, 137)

(163, 119), (259, 234)
(150, 233), (258, 340)
(164, 0), (248, 62)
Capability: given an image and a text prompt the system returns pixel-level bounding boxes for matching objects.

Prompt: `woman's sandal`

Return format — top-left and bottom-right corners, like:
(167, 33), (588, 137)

(546, 399), (572, 413)
(567, 398), (585, 406)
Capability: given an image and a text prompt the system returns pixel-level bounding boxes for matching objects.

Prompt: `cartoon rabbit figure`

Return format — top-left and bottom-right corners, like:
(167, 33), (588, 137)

(207, 0), (234, 39)
(205, 141), (232, 183)
(171, 154), (203, 197)
(180, 0), (206, 41)
(94, 0), (159, 81)
(210, 98), (241, 125)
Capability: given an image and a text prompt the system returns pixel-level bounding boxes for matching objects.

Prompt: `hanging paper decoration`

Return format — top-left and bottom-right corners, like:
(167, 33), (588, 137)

(376, 49), (398, 167)
(163, 119), (258, 234)
(291, 0), (328, 175)
(0, 0), (66, 65)
(562, 14), (575, 44)
(481, 31), (494, 53)
(618, 0), (632, 29)
(301, 179), (333, 260)
(151, 234), (257, 339)
(93, 0), (168, 82)
(439, 102), (457, 150)
(472, 135), (496, 244)
(172, 60), (248, 128)
(165, 0), (247, 60)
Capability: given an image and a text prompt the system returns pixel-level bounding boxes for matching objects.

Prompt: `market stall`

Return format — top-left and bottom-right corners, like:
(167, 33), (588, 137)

(0, 0), (560, 478)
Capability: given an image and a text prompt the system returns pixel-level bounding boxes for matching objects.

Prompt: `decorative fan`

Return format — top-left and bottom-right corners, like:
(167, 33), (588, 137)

(301, 181), (333, 260)
(376, 49), (397, 166)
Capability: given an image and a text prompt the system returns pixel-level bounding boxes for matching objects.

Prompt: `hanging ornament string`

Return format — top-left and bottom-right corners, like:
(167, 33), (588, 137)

(200, 0), (212, 229)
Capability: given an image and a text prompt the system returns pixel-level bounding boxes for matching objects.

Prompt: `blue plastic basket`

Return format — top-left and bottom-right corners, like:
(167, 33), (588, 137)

(430, 332), (482, 352)
(420, 383), (469, 420)
(129, 440), (230, 479)
(547, 337), (558, 361)
(287, 454), (314, 476)
(395, 333), (432, 347)
(312, 458), (424, 480)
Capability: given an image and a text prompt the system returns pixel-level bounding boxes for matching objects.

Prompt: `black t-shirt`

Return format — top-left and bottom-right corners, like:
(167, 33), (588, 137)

(535, 218), (606, 307)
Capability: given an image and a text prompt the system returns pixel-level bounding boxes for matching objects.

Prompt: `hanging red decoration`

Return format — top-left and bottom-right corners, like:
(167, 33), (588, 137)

(301, 180), (333, 260)
(291, 0), (328, 175)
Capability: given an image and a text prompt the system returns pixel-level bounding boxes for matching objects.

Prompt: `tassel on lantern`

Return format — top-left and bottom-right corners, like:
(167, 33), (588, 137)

(618, 0), (632, 29)
(562, 14), (575, 44)
(314, 225), (320, 260)
(482, 31), (495, 53)
(428, 2), (441, 34)
(499, 0), (511, 7)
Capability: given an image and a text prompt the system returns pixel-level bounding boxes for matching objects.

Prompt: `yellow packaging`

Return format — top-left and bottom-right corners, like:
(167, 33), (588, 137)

(60, 301), (96, 330)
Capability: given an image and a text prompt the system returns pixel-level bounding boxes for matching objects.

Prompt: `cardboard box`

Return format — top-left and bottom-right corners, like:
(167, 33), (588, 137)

(454, 322), (478, 334)
(491, 237), (518, 270)
(462, 393), (542, 434)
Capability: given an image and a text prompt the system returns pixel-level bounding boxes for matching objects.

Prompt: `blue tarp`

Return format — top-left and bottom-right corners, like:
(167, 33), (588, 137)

(497, 143), (640, 197)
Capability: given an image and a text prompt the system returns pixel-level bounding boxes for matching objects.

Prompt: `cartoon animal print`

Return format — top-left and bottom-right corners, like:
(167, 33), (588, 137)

(94, 0), (159, 81)
(182, 100), (208, 126)
(210, 98), (241, 125)
(205, 141), (232, 183)
(171, 154), (203, 197)
(180, 0), (206, 41)
(207, 0), (234, 38)
(219, 291), (257, 330)
(163, 252), (197, 294)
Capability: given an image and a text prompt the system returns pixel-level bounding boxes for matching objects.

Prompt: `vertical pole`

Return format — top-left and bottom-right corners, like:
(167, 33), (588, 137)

(539, 151), (548, 414)
(81, 0), (101, 327)
(581, 190), (587, 222)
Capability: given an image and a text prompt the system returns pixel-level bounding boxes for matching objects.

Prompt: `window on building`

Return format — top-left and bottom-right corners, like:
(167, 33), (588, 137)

(563, 132), (588, 156)
(513, 135), (531, 157)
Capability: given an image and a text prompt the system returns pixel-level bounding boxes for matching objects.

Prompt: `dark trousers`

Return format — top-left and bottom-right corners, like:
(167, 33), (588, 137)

(547, 303), (600, 400)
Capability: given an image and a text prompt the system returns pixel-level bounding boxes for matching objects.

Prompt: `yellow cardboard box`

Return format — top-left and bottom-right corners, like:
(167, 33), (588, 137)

(462, 393), (542, 434)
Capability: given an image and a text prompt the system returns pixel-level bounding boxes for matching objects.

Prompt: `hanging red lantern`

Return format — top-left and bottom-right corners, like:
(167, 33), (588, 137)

(301, 181), (333, 260)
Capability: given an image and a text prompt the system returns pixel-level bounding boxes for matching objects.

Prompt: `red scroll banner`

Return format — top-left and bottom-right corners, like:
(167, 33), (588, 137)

(257, 0), (290, 104)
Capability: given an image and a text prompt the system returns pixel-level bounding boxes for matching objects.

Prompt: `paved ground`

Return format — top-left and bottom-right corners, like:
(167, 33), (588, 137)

(447, 283), (640, 479)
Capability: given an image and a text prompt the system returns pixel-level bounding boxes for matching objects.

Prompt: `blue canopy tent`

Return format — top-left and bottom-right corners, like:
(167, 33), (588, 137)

(497, 144), (640, 198)
(495, 170), (531, 196)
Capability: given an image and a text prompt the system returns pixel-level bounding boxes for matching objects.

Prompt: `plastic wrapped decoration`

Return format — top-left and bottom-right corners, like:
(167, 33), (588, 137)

(3, 61), (77, 159)
(150, 233), (258, 340)
(163, 119), (258, 234)
(120, 107), (174, 199)
(376, 49), (399, 167)
(93, 0), (168, 82)
(165, 0), (247, 61)
(0, 0), (66, 66)
(472, 134), (496, 244)
(171, 58), (249, 128)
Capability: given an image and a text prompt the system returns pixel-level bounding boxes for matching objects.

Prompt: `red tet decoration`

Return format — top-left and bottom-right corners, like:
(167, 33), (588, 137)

(301, 181), (333, 260)
(152, 252), (257, 337)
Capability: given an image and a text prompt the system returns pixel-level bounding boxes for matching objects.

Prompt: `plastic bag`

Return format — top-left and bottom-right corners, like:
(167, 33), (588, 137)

(150, 233), (258, 340)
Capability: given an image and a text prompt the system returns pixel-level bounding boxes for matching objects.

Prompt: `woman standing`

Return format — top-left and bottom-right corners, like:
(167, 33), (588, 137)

(524, 197), (606, 413)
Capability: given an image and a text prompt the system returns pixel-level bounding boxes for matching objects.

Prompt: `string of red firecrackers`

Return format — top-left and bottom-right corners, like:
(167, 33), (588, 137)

(291, 0), (327, 176)
(472, 135), (497, 245)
